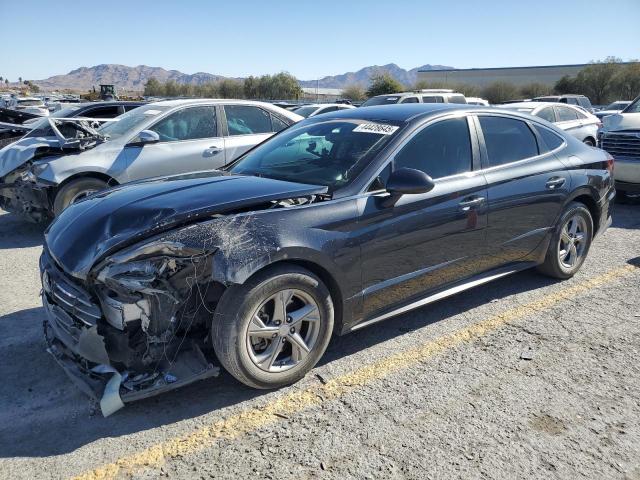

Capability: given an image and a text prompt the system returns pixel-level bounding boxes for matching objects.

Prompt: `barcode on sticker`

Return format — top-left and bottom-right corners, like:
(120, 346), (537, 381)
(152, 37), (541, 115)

(353, 123), (399, 135)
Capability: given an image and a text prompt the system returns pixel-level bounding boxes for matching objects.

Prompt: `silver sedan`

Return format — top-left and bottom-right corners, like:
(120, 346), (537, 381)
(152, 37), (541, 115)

(0, 99), (302, 220)
(497, 102), (600, 146)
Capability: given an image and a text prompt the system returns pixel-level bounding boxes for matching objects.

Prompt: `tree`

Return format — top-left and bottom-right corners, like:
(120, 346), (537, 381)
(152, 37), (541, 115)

(342, 84), (366, 101)
(366, 73), (403, 97)
(18, 76), (22, 84)
(554, 75), (579, 95)
(520, 82), (551, 99)
(143, 77), (163, 96)
(4, 79), (8, 85)
(612, 61), (640, 100)
(575, 57), (622, 104)
(481, 81), (520, 104)
(218, 78), (244, 98)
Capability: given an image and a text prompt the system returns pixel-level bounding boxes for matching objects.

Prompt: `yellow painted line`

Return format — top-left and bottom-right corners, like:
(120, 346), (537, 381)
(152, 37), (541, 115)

(73, 264), (636, 480)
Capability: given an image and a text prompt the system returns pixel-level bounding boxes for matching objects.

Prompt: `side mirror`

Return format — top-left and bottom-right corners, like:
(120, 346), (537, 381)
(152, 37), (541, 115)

(128, 130), (160, 147)
(387, 167), (435, 195)
(382, 167), (435, 207)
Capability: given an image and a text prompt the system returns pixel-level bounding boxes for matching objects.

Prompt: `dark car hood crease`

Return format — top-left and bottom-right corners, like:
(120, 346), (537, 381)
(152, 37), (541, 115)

(45, 172), (328, 279)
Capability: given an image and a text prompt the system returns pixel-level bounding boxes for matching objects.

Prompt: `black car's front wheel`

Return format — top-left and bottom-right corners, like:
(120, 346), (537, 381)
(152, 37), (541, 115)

(212, 264), (334, 389)
(538, 202), (593, 279)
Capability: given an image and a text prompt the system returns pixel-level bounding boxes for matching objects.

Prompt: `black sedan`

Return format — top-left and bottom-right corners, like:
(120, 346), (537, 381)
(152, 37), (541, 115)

(40, 104), (614, 415)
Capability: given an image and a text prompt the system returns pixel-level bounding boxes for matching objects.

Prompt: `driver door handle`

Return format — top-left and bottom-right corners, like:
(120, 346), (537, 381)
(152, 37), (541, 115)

(204, 146), (222, 156)
(458, 196), (485, 211)
(546, 177), (566, 189)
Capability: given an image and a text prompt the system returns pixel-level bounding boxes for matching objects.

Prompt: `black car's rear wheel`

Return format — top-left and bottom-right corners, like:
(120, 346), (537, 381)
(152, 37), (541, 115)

(537, 202), (593, 279)
(212, 264), (334, 389)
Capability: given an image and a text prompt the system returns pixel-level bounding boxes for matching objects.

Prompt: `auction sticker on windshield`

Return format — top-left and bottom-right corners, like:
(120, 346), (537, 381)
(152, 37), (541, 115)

(353, 123), (399, 135)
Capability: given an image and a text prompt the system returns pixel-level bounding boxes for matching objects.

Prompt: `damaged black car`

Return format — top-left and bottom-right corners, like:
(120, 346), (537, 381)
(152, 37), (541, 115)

(40, 104), (614, 415)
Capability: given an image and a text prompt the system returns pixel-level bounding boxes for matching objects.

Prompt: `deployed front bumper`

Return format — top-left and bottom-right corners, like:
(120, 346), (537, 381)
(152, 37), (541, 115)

(40, 251), (220, 416)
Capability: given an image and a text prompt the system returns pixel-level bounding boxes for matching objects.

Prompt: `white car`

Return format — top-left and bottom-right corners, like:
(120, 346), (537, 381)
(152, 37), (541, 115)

(465, 97), (490, 106)
(497, 102), (600, 146)
(11, 97), (50, 116)
(595, 101), (632, 120)
(293, 103), (356, 118)
(0, 99), (303, 220)
(599, 95), (640, 198)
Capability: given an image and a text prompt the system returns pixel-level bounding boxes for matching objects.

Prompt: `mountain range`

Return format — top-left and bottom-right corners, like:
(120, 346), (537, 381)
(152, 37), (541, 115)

(32, 63), (453, 92)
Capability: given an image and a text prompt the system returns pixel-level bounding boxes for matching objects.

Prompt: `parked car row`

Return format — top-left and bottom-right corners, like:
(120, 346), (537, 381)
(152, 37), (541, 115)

(29, 100), (616, 415)
(0, 100), (301, 220)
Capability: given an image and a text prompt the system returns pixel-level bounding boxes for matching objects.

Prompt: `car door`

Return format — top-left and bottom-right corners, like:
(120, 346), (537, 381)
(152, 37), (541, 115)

(554, 105), (583, 140)
(222, 104), (287, 161)
(357, 115), (488, 319)
(475, 114), (571, 266)
(124, 105), (224, 181)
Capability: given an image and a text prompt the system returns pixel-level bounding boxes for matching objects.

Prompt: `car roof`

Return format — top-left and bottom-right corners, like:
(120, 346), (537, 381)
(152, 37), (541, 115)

(314, 103), (470, 122)
(303, 103), (354, 108)
(150, 98), (274, 107)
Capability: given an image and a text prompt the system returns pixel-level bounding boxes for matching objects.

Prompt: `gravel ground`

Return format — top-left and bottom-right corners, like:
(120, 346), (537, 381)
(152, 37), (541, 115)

(0, 204), (639, 480)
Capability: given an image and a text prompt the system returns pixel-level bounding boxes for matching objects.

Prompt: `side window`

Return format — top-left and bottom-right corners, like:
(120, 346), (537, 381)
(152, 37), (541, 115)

(400, 97), (419, 104)
(536, 107), (556, 123)
(567, 97), (578, 105)
(394, 117), (472, 179)
(124, 104), (140, 112)
(534, 125), (564, 152)
(422, 96), (443, 103)
(368, 163), (392, 192)
(555, 106), (578, 122)
(479, 116), (538, 167)
(575, 109), (588, 119)
(448, 95), (467, 104)
(150, 106), (217, 141)
(225, 105), (272, 135)
(270, 114), (289, 132)
(85, 106), (121, 118)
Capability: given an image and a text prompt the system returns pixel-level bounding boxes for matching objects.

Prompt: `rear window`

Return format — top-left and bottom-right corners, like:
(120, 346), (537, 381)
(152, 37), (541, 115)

(534, 125), (564, 152)
(448, 95), (467, 104)
(361, 96), (401, 107)
(577, 97), (592, 109)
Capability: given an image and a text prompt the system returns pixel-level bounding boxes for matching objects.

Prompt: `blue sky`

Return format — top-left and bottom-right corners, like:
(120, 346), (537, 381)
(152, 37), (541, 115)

(1, 0), (639, 82)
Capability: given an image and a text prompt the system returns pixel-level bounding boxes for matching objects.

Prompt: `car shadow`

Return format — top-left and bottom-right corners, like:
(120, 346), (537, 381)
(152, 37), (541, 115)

(0, 269), (559, 458)
(612, 203), (640, 230)
(0, 211), (46, 249)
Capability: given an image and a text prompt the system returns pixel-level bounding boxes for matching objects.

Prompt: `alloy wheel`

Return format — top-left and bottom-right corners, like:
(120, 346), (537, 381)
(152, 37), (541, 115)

(558, 215), (587, 269)
(246, 288), (321, 372)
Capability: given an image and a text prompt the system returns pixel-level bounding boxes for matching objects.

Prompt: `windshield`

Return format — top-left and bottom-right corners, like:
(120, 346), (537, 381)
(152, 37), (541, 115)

(361, 96), (401, 107)
(228, 119), (402, 189)
(605, 101), (629, 111)
(17, 99), (43, 106)
(293, 106), (319, 118)
(98, 104), (169, 139)
(623, 97), (640, 113)
(51, 105), (83, 118)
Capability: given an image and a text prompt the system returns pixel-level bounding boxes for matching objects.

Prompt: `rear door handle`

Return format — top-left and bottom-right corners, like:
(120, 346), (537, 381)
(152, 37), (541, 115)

(546, 177), (566, 189)
(458, 196), (485, 211)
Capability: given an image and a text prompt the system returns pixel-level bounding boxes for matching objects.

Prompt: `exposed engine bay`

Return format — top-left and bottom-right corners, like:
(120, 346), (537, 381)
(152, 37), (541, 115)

(0, 118), (106, 221)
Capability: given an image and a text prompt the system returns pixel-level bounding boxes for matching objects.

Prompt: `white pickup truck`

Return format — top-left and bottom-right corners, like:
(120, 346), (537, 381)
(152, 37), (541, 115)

(599, 95), (640, 199)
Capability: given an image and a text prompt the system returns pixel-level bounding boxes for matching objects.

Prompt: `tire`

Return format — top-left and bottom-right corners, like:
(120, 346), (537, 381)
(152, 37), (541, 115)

(212, 264), (334, 389)
(583, 138), (595, 147)
(53, 177), (109, 216)
(537, 201), (593, 279)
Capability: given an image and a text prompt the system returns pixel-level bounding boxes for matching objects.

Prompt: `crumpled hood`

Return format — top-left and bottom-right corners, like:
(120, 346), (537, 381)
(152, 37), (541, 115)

(602, 113), (640, 132)
(0, 136), (61, 178)
(45, 171), (328, 279)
